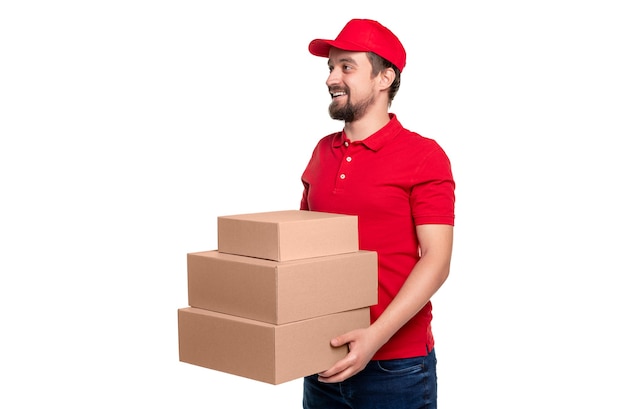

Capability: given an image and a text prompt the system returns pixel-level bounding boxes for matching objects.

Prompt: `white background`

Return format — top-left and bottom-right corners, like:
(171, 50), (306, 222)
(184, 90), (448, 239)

(1, 1), (625, 407)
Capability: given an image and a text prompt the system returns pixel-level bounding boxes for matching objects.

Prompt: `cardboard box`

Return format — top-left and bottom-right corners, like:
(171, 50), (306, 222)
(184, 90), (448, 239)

(217, 210), (359, 261)
(178, 307), (371, 385)
(187, 250), (378, 324)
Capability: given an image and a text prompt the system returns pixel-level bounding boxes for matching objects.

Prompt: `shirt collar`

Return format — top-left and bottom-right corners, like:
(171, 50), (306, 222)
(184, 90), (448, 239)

(332, 114), (402, 151)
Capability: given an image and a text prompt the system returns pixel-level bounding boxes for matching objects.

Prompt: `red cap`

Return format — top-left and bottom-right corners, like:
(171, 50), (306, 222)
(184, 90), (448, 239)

(308, 19), (406, 72)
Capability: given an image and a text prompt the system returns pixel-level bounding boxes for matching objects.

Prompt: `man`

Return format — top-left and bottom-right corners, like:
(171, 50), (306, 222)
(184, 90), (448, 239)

(300, 19), (455, 408)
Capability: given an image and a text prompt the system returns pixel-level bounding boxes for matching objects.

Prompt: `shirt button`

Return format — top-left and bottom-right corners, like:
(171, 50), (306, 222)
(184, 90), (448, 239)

(346, 156), (352, 162)
(344, 141), (349, 147)
(340, 174), (346, 179)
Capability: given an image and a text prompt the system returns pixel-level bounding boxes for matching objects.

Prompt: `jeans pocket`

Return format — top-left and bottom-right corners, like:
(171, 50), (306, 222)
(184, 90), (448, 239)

(375, 356), (425, 375)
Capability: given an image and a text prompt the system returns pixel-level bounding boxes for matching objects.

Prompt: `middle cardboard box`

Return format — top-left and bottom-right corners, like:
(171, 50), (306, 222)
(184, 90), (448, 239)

(188, 249), (378, 325)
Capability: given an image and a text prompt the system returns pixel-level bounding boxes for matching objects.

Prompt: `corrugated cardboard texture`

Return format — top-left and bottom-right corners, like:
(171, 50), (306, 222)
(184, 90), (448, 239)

(178, 307), (371, 385)
(217, 210), (359, 261)
(187, 250), (378, 324)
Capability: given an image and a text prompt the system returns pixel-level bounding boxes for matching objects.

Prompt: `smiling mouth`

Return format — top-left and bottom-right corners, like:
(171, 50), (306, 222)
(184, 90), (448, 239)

(330, 91), (347, 99)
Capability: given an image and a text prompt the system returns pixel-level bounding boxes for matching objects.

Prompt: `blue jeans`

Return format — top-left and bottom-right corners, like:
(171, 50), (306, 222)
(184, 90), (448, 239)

(303, 348), (437, 409)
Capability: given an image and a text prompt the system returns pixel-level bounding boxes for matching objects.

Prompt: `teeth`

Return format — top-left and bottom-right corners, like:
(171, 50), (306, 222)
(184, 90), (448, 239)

(332, 92), (346, 97)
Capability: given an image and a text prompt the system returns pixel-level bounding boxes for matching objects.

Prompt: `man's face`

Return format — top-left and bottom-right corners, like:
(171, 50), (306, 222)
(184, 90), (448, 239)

(326, 49), (377, 123)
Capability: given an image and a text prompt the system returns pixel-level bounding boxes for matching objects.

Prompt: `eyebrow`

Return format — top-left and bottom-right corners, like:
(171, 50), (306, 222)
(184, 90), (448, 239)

(328, 56), (359, 67)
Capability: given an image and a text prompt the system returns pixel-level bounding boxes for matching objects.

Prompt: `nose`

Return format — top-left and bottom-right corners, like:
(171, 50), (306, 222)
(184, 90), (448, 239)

(326, 67), (341, 88)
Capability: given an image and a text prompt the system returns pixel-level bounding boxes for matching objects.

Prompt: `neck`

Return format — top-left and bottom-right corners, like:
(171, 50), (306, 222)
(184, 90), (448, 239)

(344, 111), (391, 142)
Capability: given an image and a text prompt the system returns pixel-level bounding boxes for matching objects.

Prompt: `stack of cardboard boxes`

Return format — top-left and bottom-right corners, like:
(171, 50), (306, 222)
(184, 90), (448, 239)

(177, 210), (378, 385)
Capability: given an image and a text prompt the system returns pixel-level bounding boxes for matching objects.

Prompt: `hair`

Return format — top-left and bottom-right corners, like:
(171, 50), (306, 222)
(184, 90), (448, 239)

(367, 52), (401, 106)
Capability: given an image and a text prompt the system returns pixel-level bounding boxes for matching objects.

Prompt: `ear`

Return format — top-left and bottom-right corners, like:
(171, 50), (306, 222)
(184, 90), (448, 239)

(377, 67), (396, 91)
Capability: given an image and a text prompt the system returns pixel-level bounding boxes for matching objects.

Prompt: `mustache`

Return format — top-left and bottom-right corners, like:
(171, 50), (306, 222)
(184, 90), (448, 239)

(328, 86), (349, 94)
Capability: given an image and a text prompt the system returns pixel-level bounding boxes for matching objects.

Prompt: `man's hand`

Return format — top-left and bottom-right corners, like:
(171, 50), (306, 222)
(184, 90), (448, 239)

(316, 327), (383, 383)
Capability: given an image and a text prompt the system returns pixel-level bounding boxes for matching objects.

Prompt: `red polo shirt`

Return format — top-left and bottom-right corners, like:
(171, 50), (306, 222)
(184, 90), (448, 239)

(300, 114), (455, 360)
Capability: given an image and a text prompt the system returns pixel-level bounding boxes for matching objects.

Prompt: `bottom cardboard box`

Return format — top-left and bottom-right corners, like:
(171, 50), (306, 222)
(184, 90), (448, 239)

(178, 306), (370, 385)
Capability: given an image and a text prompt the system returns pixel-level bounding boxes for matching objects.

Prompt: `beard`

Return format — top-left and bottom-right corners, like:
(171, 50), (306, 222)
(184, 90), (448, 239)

(328, 92), (376, 123)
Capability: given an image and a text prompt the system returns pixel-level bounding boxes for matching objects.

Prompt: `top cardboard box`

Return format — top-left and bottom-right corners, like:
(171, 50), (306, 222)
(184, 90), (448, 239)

(217, 210), (359, 261)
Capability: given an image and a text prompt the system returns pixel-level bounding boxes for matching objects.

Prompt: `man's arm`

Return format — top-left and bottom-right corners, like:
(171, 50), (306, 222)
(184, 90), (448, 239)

(317, 224), (454, 383)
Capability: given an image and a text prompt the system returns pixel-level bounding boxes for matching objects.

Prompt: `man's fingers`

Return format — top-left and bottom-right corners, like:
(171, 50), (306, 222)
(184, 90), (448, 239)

(330, 330), (356, 348)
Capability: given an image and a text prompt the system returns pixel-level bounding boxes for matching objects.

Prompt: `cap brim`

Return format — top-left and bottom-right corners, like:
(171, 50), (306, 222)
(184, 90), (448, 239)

(308, 39), (371, 58)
